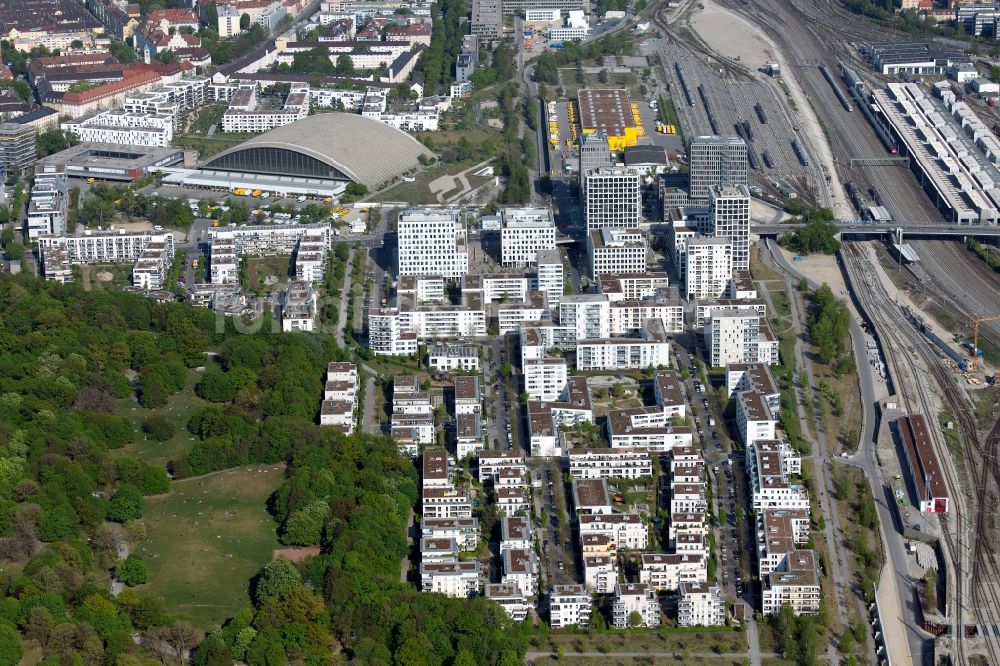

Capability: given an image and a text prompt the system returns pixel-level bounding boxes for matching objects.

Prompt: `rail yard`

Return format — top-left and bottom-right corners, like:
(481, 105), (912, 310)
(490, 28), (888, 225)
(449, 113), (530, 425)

(652, 0), (1000, 663)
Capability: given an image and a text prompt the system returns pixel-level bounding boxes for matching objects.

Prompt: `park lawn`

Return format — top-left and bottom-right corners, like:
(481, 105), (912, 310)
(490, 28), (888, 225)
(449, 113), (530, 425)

(136, 465), (285, 628)
(117, 367), (211, 468)
(541, 627), (747, 657)
(245, 255), (292, 292)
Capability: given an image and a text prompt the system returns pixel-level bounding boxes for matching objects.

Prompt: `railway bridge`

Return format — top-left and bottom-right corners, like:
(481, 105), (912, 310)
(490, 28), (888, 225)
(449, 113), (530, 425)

(754, 222), (1000, 240)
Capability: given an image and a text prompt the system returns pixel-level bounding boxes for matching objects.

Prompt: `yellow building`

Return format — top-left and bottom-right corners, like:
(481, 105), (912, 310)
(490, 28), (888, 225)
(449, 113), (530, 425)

(577, 88), (639, 151)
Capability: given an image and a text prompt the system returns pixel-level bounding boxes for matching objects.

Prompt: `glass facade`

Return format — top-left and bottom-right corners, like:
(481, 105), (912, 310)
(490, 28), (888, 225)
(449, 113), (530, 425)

(202, 146), (349, 180)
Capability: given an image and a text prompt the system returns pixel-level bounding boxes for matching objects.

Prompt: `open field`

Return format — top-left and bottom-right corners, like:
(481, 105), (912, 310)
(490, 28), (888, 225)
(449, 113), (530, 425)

(536, 627), (747, 657)
(137, 465), (284, 628)
(531, 657), (746, 666)
(117, 368), (210, 468)
(245, 255), (292, 293)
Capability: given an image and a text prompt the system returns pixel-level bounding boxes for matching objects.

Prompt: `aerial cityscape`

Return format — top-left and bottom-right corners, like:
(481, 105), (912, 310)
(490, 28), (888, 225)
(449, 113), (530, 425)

(0, 0), (999, 662)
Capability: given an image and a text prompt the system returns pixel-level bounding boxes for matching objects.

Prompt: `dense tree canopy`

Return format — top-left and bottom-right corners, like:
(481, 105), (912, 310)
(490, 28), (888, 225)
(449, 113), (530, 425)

(779, 208), (841, 255)
(0, 272), (531, 665)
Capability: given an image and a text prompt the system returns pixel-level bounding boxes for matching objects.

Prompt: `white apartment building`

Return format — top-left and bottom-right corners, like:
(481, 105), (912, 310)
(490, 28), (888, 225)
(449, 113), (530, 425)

(398, 275), (446, 302)
(746, 439), (809, 511)
(502, 548), (538, 597)
(606, 407), (693, 452)
(500, 515), (533, 553)
(568, 448), (653, 479)
(549, 585), (592, 628)
(727, 363), (780, 408)
(453, 375), (480, 415)
(708, 183), (751, 271)
(397, 302), (487, 339)
(279, 281), (317, 332)
(559, 294), (611, 341)
(678, 582), (725, 626)
(367, 308), (419, 356)
(523, 358), (568, 401)
(500, 207), (556, 266)
(320, 362), (358, 432)
(62, 109), (174, 147)
(131, 238), (175, 290)
(428, 345), (479, 372)
(419, 559), (480, 597)
(588, 227), (647, 279)
(221, 84), (310, 133)
(576, 320), (671, 371)
(584, 166), (642, 230)
(639, 552), (706, 592)
(38, 230), (174, 265)
(761, 551), (821, 616)
(670, 482), (707, 515)
(737, 390), (777, 446)
(485, 583), (529, 621)
(610, 301), (685, 336)
(422, 487), (474, 518)
(706, 310), (779, 367)
(421, 517), (479, 550)
(612, 583), (660, 628)
(756, 509), (811, 576)
(685, 237), (732, 300)
(497, 292), (549, 335)
(422, 449), (451, 488)
(479, 452), (527, 484)
(526, 377), (593, 457)
(599, 272), (670, 300)
(549, 9), (589, 41)
(455, 412), (484, 459)
(583, 554), (618, 593)
(419, 537), (459, 562)
(579, 513), (648, 550)
(695, 299), (768, 329)
(466, 274), (529, 303)
(653, 371), (687, 418)
(534, 248), (564, 307)
(26, 165), (68, 240)
(397, 208), (468, 277)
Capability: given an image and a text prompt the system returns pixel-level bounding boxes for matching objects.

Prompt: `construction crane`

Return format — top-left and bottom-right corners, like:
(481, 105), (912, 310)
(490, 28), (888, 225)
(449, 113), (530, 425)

(971, 315), (1000, 371)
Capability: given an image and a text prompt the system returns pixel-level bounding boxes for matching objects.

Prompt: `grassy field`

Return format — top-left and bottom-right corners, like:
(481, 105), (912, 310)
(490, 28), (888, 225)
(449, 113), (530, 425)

(245, 255), (292, 293)
(136, 465), (285, 628)
(538, 627), (747, 657)
(117, 367), (211, 468)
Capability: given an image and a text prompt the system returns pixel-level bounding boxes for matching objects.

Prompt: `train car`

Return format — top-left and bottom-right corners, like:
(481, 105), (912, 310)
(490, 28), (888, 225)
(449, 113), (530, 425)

(820, 64), (853, 112)
(675, 61), (696, 107)
(748, 149), (759, 170)
(754, 102), (768, 124)
(792, 138), (810, 166)
(762, 150), (774, 169)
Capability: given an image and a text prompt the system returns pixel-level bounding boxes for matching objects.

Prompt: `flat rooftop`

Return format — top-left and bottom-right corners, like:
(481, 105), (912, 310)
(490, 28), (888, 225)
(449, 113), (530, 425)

(577, 88), (636, 138)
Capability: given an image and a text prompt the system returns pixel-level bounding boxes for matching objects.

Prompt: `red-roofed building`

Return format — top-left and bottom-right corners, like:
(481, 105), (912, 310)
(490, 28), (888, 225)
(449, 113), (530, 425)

(134, 21), (202, 63)
(146, 8), (200, 29)
(386, 22), (432, 47)
(49, 69), (162, 116)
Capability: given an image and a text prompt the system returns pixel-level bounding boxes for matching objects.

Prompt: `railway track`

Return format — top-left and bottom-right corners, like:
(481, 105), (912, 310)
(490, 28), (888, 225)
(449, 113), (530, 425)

(841, 242), (971, 663)
(719, 0), (946, 224)
(844, 241), (1000, 665)
(907, 239), (1000, 351)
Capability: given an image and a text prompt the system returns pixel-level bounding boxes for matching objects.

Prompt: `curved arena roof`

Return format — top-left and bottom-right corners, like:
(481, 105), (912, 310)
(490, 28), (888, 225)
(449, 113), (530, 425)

(200, 113), (433, 190)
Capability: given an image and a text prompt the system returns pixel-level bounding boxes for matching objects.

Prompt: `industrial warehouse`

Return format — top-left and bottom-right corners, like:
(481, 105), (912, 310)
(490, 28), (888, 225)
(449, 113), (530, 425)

(163, 113), (434, 196)
(873, 81), (1000, 224)
(577, 88), (643, 151)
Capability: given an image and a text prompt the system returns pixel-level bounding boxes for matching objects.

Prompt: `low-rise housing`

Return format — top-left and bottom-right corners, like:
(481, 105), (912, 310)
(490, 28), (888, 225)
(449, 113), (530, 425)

(678, 581), (724, 626)
(579, 513), (648, 550)
(429, 345), (480, 372)
(485, 583), (529, 621)
(568, 448), (653, 479)
(612, 583), (659, 628)
(549, 584), (592, 628)
(319, 362), (358, 432)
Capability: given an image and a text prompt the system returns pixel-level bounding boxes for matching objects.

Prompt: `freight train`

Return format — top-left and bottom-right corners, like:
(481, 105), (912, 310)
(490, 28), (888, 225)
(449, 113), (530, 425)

(839, 61), (898, 154)
(792, 138), (810, 166)
(675, 61), (695, 107)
